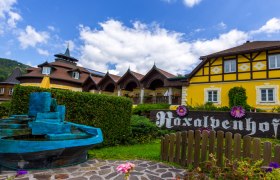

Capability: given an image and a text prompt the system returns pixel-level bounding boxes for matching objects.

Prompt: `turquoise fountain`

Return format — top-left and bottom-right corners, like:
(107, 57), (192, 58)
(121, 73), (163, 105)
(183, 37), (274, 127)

(0, 92), (103, 169)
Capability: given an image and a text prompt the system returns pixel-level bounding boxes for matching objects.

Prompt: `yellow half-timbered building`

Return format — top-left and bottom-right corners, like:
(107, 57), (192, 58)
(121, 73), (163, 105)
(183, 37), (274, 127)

(187, 41), (280, 111)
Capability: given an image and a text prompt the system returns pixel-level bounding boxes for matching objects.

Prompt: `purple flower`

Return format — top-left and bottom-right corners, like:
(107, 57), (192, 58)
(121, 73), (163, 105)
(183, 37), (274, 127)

(266, 167), (273, 172)
(269, 162), (280, 169)
(16, 170), (28, 177)
(230, 106), (246, 119)
(176, 105), (188, 117)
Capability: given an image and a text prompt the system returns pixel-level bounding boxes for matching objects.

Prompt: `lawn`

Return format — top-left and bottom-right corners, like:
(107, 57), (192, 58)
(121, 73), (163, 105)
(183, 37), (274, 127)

(88, 139), (161, 161)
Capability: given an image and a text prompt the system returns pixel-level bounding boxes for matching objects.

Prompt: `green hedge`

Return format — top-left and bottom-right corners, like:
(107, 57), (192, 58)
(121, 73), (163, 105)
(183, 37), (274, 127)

(10, 85), (132, 146)
(132, 103), (170, 117)
(128, 115), (174, 144)
(0, 101), (11, 118)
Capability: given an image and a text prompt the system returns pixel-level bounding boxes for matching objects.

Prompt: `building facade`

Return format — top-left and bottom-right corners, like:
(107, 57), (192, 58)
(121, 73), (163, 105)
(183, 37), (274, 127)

(186, 41), (280, 111)
(0, 68), (22, 102)
(18, 48), (105, 91)
(17, 48), (187, 105)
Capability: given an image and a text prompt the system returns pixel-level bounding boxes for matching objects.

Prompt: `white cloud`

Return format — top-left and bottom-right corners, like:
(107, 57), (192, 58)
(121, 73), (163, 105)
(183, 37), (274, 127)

(191, 29), (248, 56)
(183, 0), (202, 7)
(217, 22), (227, 30)
(47, 26), (55, 31)
(161, 0), (177, 3)
(18, 25), (49, 49)
(251, 17), (280, 34)
(37, 48), (49, 56)
(7, 11), (21, 28)
(0, 0), (21, 30)
(78, 19), (249, 76)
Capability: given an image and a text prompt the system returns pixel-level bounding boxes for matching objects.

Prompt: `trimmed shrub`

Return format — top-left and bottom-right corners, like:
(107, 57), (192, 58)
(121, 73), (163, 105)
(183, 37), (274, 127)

(129, 115), (158, 144)
(132, 103), (170, 117)
(10, 85), (132, 146)
(128, 115), (175, 144)
(228, 86), (249, 108)
(0, 101), (11, 118)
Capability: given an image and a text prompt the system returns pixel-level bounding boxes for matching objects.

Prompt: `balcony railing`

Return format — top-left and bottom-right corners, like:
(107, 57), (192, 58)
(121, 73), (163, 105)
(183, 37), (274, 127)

(137, 96), (181, 105)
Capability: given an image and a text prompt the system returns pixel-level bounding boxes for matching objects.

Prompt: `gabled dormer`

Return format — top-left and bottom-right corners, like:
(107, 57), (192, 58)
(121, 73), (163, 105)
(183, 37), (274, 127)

(38, 61), (56, 75)
(67, 68), (82, 80)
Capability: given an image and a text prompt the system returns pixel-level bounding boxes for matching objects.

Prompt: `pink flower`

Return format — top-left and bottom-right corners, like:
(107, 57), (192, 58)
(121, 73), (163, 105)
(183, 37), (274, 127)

(116, 162), (135, 175)
(176, 105), (188, 117)
(230, 106), (246, 119)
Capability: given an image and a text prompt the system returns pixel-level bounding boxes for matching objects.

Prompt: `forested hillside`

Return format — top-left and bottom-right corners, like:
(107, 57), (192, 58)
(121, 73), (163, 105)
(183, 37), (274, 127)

(0, 58), (30, 82)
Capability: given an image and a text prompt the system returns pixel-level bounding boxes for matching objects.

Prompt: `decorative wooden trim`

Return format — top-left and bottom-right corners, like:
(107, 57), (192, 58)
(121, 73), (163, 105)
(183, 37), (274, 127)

(266, 50), (269, 79)
(236, 55), (238, 80)
(222, 57), (224, 81)
(189, 77), (280, 84)
(252, 52), (261, 60)
(242, 54), (250, 60)
(237, 59), (267, 64)
(250, 53), (253, 80)
(267, 51), (280, 55)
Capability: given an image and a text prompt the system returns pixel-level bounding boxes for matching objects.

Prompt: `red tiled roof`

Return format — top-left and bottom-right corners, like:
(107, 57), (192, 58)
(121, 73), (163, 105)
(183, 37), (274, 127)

(18, 65), (90, 84)
(108, 74), (121, 82)
(130, 71), (144, 80)
(91, 76), (102, 84)
(157, 68), (176, 78)
(201, 41), (280, 59)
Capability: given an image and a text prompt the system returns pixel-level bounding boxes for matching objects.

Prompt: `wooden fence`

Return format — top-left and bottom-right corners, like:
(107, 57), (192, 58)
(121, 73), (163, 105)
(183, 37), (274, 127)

(161, 130), (280, 167)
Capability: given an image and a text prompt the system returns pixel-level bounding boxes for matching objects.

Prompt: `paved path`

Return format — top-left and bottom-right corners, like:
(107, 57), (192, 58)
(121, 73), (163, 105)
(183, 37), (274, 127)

(0, 159), (186, 180)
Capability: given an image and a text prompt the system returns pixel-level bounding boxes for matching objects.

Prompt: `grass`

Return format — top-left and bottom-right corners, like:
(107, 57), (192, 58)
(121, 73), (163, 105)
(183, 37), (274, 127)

(88, 139), (161, 161)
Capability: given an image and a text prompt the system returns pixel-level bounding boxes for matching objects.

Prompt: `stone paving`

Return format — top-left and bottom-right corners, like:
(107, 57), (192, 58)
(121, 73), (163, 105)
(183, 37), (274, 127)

(0, 159), (186, 180)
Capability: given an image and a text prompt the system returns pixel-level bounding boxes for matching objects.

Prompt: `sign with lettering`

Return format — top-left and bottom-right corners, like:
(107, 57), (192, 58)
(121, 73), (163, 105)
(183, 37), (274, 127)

(150, 110), (280, 138)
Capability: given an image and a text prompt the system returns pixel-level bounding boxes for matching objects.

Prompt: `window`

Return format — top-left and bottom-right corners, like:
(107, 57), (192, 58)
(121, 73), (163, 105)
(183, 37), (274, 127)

(207, 90), (218, 102)
(0, 88), (4, 94)
(204, 88), (221, 104)
(9, 88), (13, 95)
(72, 71), (80, 79)
(269, 54), (280, 69)
(256, 85), (279, 105)
(42, 67), (51, 75)
(260, 88), (275, 102)
(224, 59), (236, 73)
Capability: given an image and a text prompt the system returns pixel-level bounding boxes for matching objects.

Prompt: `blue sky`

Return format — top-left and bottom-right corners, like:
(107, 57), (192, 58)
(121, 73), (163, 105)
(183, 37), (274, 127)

(1, 0), (280, 75)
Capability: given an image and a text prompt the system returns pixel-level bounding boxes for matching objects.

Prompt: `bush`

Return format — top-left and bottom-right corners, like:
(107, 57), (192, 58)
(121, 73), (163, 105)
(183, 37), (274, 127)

(228, 86), (249, 108)
(0, 101), (11, 118)
(10, 85), (132, 146)
(128, 115), (174, 144)
(132, 103), (170, 117)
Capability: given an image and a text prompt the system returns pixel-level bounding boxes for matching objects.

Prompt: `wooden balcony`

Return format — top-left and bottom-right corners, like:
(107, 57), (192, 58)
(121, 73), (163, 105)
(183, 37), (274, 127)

(136, 96), (181, 105)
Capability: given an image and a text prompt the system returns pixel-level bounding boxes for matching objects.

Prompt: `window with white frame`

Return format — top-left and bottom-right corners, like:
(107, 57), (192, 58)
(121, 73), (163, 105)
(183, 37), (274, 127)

(204, 88), (221, 104)
(224, 59), (236, 73)
(72, 71), (80, 79)
(268, 54), (280, 69)
(0, 88), (4, 94)
(260, 88), (275, 102)
(256, 85), (279, 105)
(42, 67), (51, 75)
(207, 90), (218, 102)
(9, 88), (13, 95)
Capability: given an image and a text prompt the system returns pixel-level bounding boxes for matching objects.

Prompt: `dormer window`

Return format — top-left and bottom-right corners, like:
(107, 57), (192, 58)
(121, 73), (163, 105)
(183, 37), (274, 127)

(42, 67), (51, 75)
(72, 71), (80, 79)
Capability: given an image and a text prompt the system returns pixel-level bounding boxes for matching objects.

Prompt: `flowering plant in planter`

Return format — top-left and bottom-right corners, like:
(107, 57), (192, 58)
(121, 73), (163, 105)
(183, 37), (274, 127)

(176, 105), (188, 117)
(116, 162), (135, 180)
(230, 106), (246, 119)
